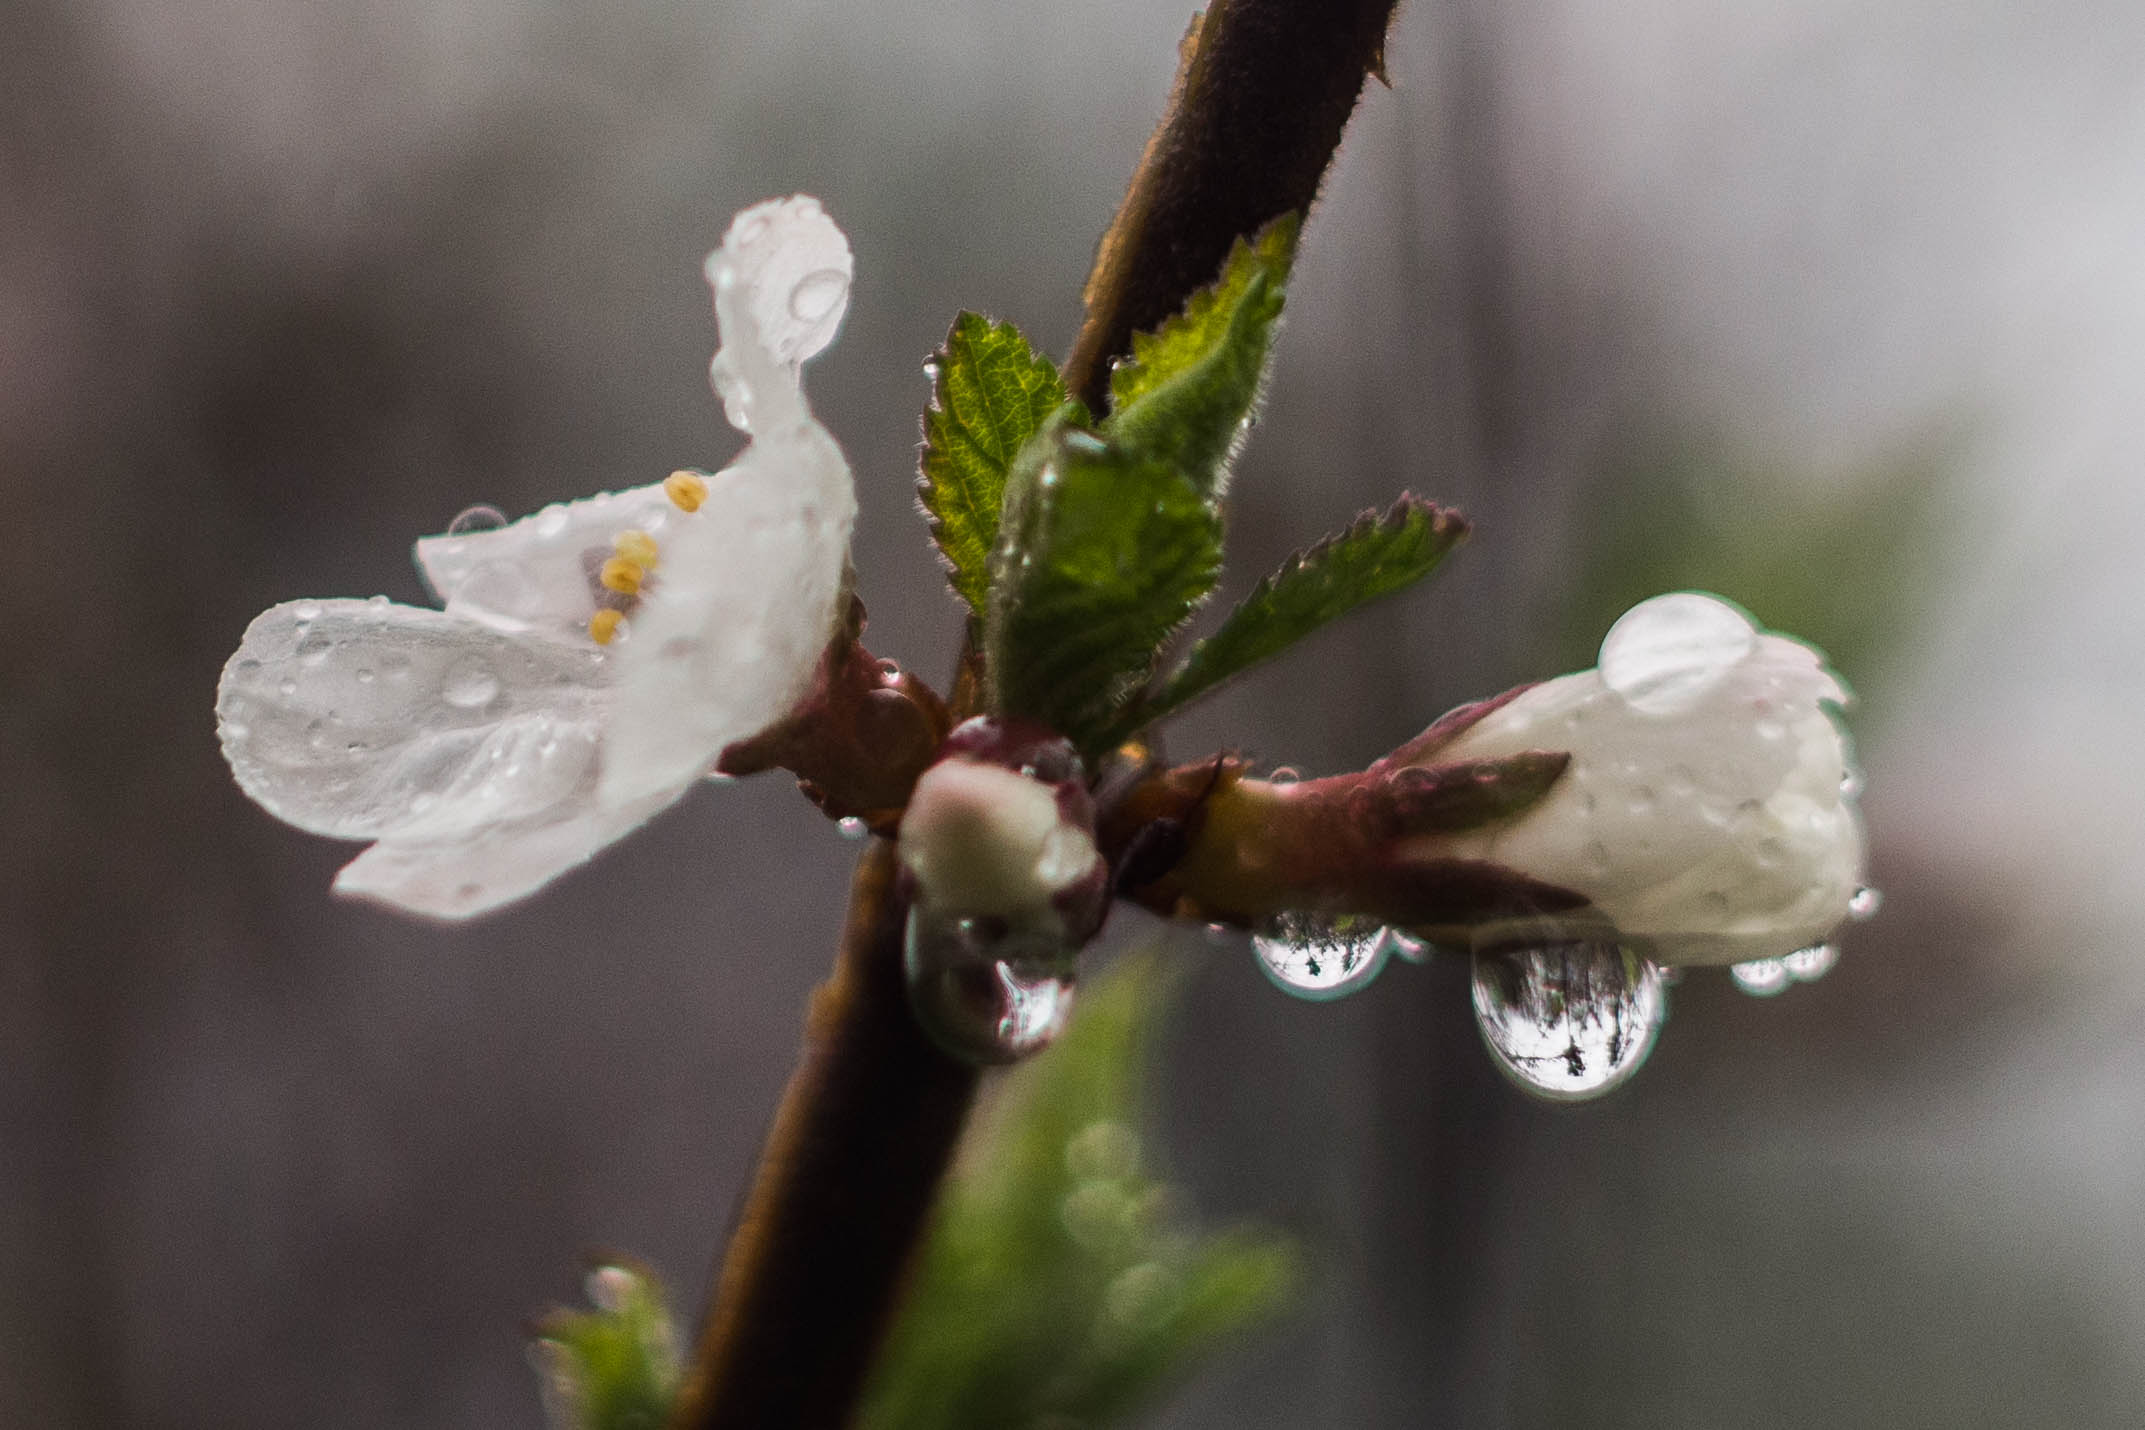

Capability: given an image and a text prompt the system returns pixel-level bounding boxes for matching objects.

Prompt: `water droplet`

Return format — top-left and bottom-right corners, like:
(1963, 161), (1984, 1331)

(711, 352), (755, 432)
(291, 601), (322, 623)
(355, 667), (375, 684)
(1252, 911), (1389, 1000)
(1840, 766), (1865, 798)
(295, 632), (333, 667)
(1847, 885), (1882, 920)
(1781, 942), (1838, 982)
(1267, 765), (1301, 786)
(922, 359), (942, 381)
(875, 658), (901, 680)
(1380, 927), (1433, 964)
(1598, 592), (1756, 715)
(903, 907), (1076, 1065)
(277, 678), (298, 697)
(1729, 957), (1792, 996)
(788, 267), (848, 323)
(448, 503), (508, 536)
(836, 816), (868, 840)
(1471, 943), (1666, 1101)
(533, 506), (570, 539)
(441, 658), (500, 710)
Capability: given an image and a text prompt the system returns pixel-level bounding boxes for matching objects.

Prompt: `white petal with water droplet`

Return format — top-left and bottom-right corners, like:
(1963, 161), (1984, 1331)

(1422, 594), (1863, 965)
(415, 481), (679, 636)
(217, 600), (608, 840)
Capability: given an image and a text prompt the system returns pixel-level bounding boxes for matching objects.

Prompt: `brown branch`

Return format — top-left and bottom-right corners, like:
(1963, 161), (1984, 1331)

(670, 3), (1401, 1425)
(1063, 0), (1403, 411)
(666, 841), (978, 1429)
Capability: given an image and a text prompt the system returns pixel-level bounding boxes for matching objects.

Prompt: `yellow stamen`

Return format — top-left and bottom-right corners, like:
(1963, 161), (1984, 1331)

(664, 470), (708, 512)
(588, 609), (624, 645)
(600, 557), (645, 596)
(612, 528), (659, 569)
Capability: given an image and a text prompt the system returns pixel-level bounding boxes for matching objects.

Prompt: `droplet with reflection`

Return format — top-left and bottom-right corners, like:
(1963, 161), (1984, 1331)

(1471, 942), (1667, 1101)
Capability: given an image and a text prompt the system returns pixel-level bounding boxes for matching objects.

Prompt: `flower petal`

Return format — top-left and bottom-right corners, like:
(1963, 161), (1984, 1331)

(331, 788), (675, 920)
(598, 201), (858, 804)
(414, 482), (682, 637)
(217, 598), (608, 841)
(705, 196), (853, 435)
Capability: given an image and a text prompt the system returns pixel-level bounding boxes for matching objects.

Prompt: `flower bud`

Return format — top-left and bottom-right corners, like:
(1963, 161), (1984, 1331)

(1413, 592), (1865, 965)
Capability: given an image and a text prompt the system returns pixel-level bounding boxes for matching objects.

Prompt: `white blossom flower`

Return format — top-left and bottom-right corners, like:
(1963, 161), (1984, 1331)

(1416, 592), (1866, 965)
(216, 196), (858, 918)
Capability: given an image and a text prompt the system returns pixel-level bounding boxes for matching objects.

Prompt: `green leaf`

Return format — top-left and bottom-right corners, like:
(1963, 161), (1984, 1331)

(1128, 494), (1467, 734)
(1103, 213), (1299, 499)
(917, 312), (1071, 617)
(531, 1262), (681, 1430)
(986, 425), (1224, 757)
(857, 951), (1300, 1430)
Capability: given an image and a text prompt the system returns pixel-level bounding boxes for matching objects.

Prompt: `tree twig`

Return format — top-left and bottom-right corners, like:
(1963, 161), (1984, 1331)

(669, 3), (1401, 1424)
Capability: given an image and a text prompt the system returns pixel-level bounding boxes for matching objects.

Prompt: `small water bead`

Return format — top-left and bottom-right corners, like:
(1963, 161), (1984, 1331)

(447, 503), (508, 536)
(441, 658), (501, 710)
(1780, 942), (1838, 982)
(836, 815), (868, 840)
(1252, 911), (1389, 1000)
(788, 268), (849, 323)
(1267, 765), (1302, 786)
(1598, 591), (1756, 715)
(1847, 884), (1883, 920)
(1380, 927), (1433, 964)
(291, 601), (322, 623)
(1729, 957), (1792, 996)
(903, 907), (1077, 1065)
(1470, 943), (1666, 1101)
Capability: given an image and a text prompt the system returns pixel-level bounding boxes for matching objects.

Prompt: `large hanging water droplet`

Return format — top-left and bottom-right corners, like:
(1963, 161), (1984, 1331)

(903, 907), (1076, 1065)
(1471, 943), (1666, 1101)
(1598, 592), (1756, 715)
(448, 503), (508, 536)
(1252, 911), (1389, 1000)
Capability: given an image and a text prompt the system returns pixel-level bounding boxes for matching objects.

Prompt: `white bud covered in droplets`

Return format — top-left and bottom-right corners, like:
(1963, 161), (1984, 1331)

(1418, 592), (1866, 966)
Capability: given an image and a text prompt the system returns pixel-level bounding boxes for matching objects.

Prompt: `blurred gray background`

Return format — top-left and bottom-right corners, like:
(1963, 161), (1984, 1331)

(7, 0), (2145, 1424)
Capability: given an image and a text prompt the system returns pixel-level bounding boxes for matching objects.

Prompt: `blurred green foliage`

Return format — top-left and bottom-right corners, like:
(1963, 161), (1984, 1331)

(531, 1262), (680, 1430)
(1550, 431), (1961, 703)
(858, 950), (1300, 1430)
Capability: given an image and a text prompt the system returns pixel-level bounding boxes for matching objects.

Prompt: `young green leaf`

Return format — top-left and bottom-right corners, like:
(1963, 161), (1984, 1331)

(986, 425), (1224, 756)
(917, 312), (1070, 617)
(1131, 494), (1467, 732)
(531, 1262), (681, 1430)
(1103, 213), (1299, 499)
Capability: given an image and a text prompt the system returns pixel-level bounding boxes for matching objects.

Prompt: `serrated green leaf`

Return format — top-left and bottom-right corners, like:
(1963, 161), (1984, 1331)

(532, 1263), (680, 1430)
(857, 951), (1300, 1430)
(1103, 213), (1299, 499)
(1125, 494), (1466, 735)
(986, 426), (1224, 756)
(917, 312), (1070, 617)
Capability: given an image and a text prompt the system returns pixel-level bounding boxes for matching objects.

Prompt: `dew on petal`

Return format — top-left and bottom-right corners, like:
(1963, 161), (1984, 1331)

(1598, 591), (1756, 715)
(836, 816), (868, 840)
(448, 504), (508, 536)
(1848, 884), (1883, 920)
(789, 268), (849, 323)
(441, 658), (501, 710)
(1471, 943), (1666, 1101)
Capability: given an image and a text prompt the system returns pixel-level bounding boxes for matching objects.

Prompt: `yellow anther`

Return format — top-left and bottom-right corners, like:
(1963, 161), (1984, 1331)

(612, 528), (659, 569)
(665, 470), (708, 512)
(600, 557), (646, 596)
(588, 609), (624, 645)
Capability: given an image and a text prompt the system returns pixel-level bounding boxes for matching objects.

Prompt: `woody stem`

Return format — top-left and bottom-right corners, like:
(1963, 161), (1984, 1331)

(667, 3), (1401, 1426)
